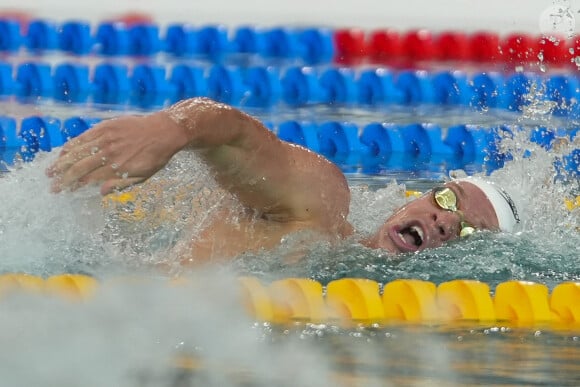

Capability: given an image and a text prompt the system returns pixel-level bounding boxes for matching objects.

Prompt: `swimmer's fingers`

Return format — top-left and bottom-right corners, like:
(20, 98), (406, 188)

(79, 165), (146, 191)
(100, 177), (144, 196)
(46, 139), (103, 178)
(50, 151), (108, 193)
(56, 126), (104, 158)
(47, 119), (117, 174)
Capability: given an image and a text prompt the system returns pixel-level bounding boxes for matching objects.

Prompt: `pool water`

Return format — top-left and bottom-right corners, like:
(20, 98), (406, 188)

(0, 0), (579, 383)
(0, 272), (578, 386)
(0, 98), (578, 385)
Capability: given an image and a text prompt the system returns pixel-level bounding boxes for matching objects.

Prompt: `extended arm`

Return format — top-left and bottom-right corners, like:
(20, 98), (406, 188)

(47, 98), (351, 230)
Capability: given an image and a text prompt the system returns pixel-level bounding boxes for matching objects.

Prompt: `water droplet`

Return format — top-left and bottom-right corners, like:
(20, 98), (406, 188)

(539, 62), (547, 72)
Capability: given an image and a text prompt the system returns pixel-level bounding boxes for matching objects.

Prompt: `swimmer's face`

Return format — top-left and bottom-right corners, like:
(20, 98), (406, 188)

(365, 181), (500, 254)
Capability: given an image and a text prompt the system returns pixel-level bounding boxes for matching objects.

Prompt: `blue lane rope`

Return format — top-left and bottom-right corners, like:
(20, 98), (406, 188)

(0, 115), (577, 176)
(0, 61), (579, 116)
(0, 19), (335, 64)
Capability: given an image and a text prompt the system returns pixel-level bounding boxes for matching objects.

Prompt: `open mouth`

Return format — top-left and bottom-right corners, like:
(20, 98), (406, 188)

(392, 224), (424, 252)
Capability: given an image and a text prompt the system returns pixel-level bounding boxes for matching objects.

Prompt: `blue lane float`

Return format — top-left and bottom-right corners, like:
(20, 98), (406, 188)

(360, 123), (405, 156)
(357, 68), (406, 105)
(92, 64), (131, 105)
(165, 24), (231, 58)
(19, 117), (62, 161)
(0, 61), (579, 116)
(277, 121), (321, 153)
(502, 72), (539, 112)
(128, 24), (162, 56)
(545, 74), (580, 117)
(280, 66), (323, 105)
(195, 25), (231, 58)
(470, 72), (504, 110)
(130, 64), (172, 108)
(15, 62), (53, 98)
(232, 26), (259, 55)
(318, 121), (363, 157)
(59, 21), (93, 55)
(95, 22), (130, 56)
(62, 117), (102, 140)
(53, 63), (91, 103)
(0, 62), (14, 94)
(169, 65), (207, 103)
(396, 70), (438, 105)
(26, 19), (59, 51)
(243, 66), (282, 107)
(563, 149), (580, 178)
(296, 28), (334, 64)
(0, 19), (21, 52)
(257, 27), (300, 59)
(0, 18), (337, 62)
(431, 71), (472, 105)
(0, 117), (19, 165)
(206, 65), (245, 105)
(318, 68), (357, 105)
(164, 24), (195, 57)
(1, 115), (578, 176)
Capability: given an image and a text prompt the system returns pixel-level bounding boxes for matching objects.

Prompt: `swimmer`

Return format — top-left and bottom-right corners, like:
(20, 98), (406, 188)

(46, 98), (520, 262)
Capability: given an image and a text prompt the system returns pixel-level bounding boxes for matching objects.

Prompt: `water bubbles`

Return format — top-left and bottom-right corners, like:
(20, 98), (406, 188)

(537, 51), (547, 72)
(539, 2), (576, 39)
(347, 182), (407, 236)
(521, 81), (557, 119)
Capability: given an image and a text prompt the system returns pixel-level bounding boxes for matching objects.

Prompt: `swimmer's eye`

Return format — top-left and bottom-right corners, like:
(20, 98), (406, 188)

(432, 186), (476, 238)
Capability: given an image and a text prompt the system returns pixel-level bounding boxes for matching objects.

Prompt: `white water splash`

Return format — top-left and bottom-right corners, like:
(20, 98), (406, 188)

(539, 1), (576, 39)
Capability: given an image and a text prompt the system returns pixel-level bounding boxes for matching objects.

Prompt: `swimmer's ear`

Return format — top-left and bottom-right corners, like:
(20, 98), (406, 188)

(100, 177), (143, 196)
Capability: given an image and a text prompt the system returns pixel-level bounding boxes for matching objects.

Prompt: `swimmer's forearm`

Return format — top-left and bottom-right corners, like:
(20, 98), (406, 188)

(159, 97), (277, 151)
(47, 98), (287, 196)
(154, 98), (350, 226)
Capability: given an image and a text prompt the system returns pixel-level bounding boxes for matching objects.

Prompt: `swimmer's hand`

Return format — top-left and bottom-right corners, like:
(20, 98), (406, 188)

(46, 112), (188, 195)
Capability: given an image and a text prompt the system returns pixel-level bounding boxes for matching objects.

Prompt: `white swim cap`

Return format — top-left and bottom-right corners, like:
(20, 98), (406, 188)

(457, 177), (521, 232)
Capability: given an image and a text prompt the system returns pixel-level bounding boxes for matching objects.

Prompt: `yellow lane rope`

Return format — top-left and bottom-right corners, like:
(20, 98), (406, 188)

(0, 273), (578, 328)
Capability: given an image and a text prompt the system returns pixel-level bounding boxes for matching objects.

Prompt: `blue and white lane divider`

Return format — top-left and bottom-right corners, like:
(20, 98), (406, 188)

(1, 61), (580, 116)
(0, 116), (578, 175)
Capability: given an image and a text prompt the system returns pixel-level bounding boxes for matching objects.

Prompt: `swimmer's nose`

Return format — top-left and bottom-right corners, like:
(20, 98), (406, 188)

(429, 210), (459, 243)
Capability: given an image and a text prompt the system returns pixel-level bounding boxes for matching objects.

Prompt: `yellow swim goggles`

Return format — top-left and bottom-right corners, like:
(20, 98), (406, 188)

(433, 187), (476, 238)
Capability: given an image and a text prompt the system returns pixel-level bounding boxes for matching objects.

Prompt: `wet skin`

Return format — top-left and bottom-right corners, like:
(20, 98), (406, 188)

(362, 181), (500, 254)
(45, 98), (502, 262)
(184, 180), (501, 262)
